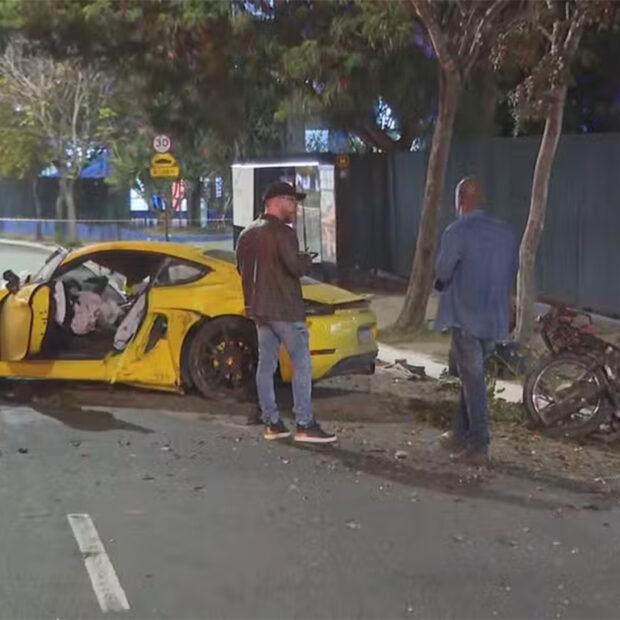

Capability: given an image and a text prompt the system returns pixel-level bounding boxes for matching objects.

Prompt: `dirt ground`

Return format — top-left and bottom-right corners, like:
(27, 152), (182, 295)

(3, 367), (620, 504)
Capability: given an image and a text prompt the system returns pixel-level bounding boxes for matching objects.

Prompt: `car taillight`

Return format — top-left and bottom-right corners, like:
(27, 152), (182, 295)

(305, 301), (335, 316)
(305, 299), (370, 316)
(334, 300), (370, 312)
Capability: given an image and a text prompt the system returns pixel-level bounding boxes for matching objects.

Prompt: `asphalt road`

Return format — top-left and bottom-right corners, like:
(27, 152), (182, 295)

(0, 400), (618, 620)
(1, 242), (620, 619)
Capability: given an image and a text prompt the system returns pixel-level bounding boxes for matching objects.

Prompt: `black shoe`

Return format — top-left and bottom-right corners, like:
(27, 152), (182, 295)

(295, 421), (337, 444)
(456, 448), (490, 468)
(264, 420), (291, 440)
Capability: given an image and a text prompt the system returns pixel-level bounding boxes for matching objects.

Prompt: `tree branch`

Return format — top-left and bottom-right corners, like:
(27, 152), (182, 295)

(411, 0), (454, 70)
(536, 23), (554, 43)
(355, 118), (401, 152)
(464, 0), (507, 79)
(562, 5), (586, 58)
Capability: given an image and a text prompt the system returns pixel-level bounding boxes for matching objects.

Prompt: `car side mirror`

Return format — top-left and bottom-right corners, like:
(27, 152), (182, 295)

(3, 270), (20, 294)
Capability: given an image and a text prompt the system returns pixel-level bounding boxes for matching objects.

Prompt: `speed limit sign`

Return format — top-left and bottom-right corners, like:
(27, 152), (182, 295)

(153, 134), (172, 153)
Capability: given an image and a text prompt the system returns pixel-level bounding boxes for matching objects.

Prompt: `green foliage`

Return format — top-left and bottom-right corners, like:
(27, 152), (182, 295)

(0, 100), (49, 179)
(273, 0), (436, 150)
(493, 0), (617, 133)
(0, 38), (120, 179)
(18, 0), (286, 160)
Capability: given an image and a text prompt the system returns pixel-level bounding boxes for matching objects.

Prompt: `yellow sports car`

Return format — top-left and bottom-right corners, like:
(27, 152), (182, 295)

(0, 241), (377, 397)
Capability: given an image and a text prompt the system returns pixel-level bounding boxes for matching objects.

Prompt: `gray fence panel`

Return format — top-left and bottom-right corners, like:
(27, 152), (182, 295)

(390, 151), (426, 277)
(354, 133), (620, 315)
(537, 135), (582, 306)
(349, 155), (389, 272)
(577, 134), (620, 315)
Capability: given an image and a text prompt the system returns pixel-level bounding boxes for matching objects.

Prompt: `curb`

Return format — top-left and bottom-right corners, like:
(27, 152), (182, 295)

(0, 238), (54, 252)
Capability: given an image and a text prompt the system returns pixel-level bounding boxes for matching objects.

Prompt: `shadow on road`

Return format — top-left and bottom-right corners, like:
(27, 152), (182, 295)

(0, 382), (153, 433)
(0, 379), (440, 426)
(34, 403), (153, 433)
(290, 442), (619, 512)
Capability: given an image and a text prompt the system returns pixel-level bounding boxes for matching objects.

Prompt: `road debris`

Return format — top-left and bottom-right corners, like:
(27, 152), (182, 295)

(380, 359), (427, 382)
(496, 536), (519, 548)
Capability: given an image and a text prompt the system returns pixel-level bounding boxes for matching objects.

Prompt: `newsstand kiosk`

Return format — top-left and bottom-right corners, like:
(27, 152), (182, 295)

(231, 155), (352, 284)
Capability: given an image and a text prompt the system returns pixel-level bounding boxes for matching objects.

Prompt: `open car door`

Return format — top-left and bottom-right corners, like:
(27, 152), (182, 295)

(0, 282), (52, 361)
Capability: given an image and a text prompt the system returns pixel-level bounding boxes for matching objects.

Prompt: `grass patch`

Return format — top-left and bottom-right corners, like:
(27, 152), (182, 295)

(378, 322), (450, 346)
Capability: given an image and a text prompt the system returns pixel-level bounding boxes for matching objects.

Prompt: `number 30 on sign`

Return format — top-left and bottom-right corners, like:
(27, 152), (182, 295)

(153, 135), (172, 153)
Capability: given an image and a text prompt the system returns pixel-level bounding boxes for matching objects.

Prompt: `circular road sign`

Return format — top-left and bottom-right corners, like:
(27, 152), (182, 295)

(153, 134), (172, 153)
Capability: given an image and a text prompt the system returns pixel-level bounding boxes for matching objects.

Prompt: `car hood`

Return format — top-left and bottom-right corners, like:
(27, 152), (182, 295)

(300, 277), (369, 305)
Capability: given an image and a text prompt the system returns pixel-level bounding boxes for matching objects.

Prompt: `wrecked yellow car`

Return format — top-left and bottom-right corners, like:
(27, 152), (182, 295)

(0, 241), (377, 397)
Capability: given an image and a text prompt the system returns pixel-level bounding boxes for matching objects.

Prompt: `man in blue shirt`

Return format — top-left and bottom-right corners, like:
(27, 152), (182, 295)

(434, 177), (518, 466)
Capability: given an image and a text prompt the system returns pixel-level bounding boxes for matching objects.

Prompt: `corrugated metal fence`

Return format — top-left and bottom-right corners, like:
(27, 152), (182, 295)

(348, 133), (620, 316)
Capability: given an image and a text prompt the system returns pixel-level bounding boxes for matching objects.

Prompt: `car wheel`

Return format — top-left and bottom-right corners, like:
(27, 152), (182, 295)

(188, 317), (258, 401)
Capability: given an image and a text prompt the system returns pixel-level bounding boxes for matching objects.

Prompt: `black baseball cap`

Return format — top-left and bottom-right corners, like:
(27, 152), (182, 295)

(262, 181), (306, 203)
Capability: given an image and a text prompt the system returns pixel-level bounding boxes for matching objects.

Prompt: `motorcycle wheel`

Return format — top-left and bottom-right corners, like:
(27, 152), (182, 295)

(523, 353), (611, 438)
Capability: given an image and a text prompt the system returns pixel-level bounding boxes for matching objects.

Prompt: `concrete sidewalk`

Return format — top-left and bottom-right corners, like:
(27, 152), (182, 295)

(371, 289), (620, 406)
(0, 237), (55, 252)
(371, 293), (523, 403)
(377, 341), (523, 404)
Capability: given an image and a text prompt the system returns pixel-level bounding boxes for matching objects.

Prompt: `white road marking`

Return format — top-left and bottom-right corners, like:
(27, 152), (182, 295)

(67, 513), (130, 613)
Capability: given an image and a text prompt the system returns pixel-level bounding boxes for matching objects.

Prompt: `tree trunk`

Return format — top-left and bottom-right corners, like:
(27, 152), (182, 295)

(396, 70), (461, 330)
(55, 177), (65, 243)
(65, 178), (78, 245)
(57, 177), (78, 245)
(188, 178), (203, 228)
(31, 176), (43, 241)
(515, 85), (568, 344)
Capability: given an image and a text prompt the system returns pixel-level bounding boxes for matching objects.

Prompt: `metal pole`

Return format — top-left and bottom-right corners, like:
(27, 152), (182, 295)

(301, 203), (308, 252)
(164, 183), (170, 242)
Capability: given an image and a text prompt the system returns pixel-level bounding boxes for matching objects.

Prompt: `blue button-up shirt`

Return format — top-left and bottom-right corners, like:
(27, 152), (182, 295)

(434, 210), (518, 341)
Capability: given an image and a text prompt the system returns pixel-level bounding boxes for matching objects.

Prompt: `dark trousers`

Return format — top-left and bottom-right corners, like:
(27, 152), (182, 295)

(450, 327), (495, 453)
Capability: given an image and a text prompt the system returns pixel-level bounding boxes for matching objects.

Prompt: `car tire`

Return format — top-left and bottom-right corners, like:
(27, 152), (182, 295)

(187, 317), (258, 402)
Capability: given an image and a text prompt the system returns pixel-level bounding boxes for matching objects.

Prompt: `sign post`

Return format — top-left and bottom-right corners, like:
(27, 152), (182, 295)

(149, 137), (179, 242)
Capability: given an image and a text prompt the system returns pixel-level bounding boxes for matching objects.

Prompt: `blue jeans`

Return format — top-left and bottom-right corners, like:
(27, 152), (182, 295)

(450, 327), (495, 453)
(256, 321), (313, 427)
